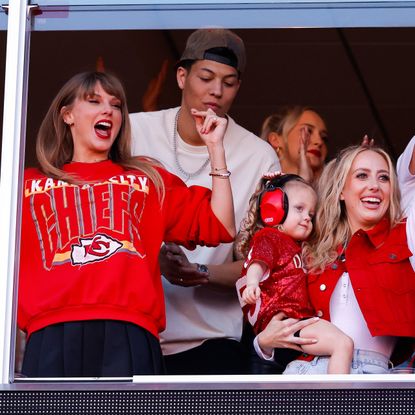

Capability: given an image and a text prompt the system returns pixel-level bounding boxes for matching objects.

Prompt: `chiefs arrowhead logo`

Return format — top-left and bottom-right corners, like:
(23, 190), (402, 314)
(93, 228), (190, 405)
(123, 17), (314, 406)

(71, 234), (122, 265)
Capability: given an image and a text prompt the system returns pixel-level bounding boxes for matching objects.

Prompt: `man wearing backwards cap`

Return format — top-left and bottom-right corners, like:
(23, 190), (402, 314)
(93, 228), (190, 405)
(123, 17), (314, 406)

(130, 28), (279, 374)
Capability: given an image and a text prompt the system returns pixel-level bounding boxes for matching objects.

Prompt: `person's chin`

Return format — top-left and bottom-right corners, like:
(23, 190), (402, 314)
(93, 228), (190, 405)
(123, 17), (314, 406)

(307, 158), (323, 170)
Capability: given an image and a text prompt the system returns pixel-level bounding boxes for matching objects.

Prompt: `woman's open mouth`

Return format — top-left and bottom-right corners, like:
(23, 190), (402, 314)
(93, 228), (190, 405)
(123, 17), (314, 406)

(94, 120), (112, 139)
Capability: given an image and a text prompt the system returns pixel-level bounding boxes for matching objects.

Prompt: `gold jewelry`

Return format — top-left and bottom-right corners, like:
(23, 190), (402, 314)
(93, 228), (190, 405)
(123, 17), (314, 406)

(209, 170), (231, 178)
(212, 166), (227, 172)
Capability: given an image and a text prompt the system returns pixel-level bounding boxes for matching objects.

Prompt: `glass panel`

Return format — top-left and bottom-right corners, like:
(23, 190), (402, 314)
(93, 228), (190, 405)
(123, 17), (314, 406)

(11, 1), (415, 384)
(30, 1), (415, 31)
(31, 0), (415, 5)
(25, 27), (415, 166)
(0, 7), (7, 31)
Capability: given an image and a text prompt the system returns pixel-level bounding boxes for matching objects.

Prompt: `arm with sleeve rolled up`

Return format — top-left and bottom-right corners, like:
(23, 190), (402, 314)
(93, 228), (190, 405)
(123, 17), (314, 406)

(160, 108), (236, 288)
(191, 108), (235, 237)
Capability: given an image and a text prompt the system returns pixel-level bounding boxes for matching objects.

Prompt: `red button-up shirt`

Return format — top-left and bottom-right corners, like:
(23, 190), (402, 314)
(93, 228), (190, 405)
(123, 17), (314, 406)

(308, 218), (415, 337)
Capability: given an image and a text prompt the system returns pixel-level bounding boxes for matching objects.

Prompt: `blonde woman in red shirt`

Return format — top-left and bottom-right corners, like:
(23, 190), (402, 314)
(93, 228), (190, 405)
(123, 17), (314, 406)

(256, 144), (415, 374)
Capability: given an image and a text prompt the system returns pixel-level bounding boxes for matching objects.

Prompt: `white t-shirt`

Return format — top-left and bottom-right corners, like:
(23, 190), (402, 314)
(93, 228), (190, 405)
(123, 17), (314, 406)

(130, 107), (280, 355)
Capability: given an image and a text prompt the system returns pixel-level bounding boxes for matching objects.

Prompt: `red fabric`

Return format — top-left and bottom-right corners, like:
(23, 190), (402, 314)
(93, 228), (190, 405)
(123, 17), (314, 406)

(18, 160), (232, 338)
(237, 228), (314, 334)
(308, 218), (415, 337)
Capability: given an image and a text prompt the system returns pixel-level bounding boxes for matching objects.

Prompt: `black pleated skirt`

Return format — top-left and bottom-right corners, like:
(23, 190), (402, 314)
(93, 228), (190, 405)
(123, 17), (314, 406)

(21, 320), (165, 377)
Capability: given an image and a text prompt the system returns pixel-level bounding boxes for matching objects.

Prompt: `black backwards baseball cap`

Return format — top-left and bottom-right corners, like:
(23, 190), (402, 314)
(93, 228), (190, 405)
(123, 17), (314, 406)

(178, 28), (247, 74)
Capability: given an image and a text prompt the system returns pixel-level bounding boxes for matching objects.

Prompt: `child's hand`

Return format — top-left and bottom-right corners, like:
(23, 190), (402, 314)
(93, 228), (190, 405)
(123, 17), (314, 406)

(242, 284), (261, 304)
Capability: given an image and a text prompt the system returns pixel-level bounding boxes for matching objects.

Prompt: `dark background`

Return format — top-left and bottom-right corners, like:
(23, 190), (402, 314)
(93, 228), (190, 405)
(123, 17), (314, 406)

(2, 27), (415, 167)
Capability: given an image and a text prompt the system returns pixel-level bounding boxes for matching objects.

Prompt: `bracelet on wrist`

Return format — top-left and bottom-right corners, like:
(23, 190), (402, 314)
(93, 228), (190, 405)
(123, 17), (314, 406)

(209, 170), (231, 178)
(212, 166), (228, 172)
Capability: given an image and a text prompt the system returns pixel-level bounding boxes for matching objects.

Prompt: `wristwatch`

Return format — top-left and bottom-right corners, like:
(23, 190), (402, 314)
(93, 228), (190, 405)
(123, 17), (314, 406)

(197, 263), (209, 278)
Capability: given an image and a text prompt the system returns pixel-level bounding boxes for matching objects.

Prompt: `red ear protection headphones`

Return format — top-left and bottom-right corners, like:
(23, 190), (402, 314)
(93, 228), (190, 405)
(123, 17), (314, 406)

(258, 174), (302, 227)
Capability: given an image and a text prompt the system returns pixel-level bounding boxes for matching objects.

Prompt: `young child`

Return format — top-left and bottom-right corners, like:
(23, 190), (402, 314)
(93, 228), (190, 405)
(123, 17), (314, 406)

(236, 172), (353, 374)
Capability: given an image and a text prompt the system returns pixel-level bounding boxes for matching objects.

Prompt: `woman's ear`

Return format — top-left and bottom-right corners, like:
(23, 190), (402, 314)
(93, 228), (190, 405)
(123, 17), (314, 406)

(268, 132), (284, 156)
(340, 191), (345, 201)
(60, 106), (74, 126)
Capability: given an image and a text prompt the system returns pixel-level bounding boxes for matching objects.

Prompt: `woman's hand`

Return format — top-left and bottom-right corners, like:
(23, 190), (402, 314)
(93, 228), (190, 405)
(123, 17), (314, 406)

(191, 108), (235, 237)
(298, 126), (314, 183)
(191, 108), (227, 147)
(257, 312), (319, 353)
(361, 134), (375, 147)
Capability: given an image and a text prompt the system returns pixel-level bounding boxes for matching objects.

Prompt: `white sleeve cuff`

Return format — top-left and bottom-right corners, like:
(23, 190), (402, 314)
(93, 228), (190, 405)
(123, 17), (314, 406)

(253, 335), (274, 361)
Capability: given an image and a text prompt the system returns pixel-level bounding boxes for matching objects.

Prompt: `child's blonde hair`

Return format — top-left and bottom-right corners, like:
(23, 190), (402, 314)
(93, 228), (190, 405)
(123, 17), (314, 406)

(235, 174), (315, 259)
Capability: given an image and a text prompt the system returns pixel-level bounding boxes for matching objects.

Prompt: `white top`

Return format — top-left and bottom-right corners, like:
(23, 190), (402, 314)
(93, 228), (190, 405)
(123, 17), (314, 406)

(330, 272), (395, 358)
(130, 107), (279, 355)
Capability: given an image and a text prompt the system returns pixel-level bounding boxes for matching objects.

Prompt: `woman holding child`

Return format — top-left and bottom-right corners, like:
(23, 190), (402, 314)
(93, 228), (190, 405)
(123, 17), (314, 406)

(255, 143), (415, 374)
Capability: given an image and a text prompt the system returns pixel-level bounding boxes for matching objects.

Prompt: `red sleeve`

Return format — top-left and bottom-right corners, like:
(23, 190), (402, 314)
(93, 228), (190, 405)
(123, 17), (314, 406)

(246, 228), (282, 271)
(160, 169), (233, 249)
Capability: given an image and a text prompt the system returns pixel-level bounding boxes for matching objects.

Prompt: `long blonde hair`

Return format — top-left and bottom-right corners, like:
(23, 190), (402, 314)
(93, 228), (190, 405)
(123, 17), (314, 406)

(303, 145), (402, 273)
(36, 71), (164, 199)
(235, 174), (312, 259)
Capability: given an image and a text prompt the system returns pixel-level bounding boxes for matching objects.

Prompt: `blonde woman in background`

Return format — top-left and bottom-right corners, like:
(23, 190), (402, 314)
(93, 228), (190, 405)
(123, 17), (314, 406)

(261, 107), (328, 183)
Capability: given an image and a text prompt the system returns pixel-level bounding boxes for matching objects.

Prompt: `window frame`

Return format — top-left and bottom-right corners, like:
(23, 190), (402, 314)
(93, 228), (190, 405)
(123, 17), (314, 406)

(1, 0), (415, 387)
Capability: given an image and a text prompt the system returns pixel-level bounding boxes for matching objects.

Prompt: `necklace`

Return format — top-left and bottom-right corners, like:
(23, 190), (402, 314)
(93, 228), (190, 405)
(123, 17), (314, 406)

(172, 109), (210, 181)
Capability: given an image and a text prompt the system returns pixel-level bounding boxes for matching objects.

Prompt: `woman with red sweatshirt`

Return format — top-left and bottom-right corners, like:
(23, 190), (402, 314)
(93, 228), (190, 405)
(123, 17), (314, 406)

(19, 71), (235, 377)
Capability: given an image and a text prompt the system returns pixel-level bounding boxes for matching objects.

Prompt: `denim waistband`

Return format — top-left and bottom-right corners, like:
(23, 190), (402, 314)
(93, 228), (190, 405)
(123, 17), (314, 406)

(352, 349), (391, 369)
